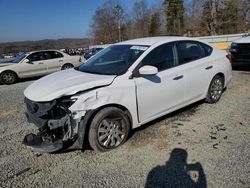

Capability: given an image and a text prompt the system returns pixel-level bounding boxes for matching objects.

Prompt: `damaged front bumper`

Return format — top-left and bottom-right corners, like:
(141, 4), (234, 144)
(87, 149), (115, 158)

(23, 97), (83, 153)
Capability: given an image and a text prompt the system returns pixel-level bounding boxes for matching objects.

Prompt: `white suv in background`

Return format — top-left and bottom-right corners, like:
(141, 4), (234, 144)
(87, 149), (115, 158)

(23, 37), (232, 153)
(0, 50), (84, 84)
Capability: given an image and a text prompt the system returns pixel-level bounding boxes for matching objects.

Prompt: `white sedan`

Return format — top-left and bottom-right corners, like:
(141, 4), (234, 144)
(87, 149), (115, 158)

(23, 37), (232, 153)
(0, 50), (84, 84)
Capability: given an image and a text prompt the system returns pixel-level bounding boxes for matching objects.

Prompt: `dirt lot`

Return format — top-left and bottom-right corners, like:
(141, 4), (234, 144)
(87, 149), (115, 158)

(0, 71), (249, 188)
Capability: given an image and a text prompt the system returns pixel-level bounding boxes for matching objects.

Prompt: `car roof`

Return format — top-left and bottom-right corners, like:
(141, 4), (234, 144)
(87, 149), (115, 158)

(26, 49), (62, 55)
(117, 36), (201, 46)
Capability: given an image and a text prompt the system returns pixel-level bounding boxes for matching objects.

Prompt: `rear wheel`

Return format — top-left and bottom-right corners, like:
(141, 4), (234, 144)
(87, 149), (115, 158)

(88, 107), (130, 152)
(61, 63), (73, 70)
(205, 75), (224, 103)
(0, 71), (18, 85)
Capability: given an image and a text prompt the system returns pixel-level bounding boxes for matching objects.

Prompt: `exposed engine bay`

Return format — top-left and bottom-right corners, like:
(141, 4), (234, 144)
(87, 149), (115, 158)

(23, 97), (79, 153)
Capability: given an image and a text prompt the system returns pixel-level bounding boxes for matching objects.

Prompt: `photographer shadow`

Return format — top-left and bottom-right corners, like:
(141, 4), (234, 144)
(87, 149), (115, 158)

(145, 148), (207, 188)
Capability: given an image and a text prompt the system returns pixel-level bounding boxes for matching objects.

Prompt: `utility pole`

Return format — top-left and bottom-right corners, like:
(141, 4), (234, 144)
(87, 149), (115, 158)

(118, 18), (121, 42)
(210, 0), (218, 35)
(114, 5), (124, 42)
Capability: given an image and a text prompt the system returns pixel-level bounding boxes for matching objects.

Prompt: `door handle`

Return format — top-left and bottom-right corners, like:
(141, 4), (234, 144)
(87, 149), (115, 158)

(205, 65), (213, 70)
(173, 75), (183, 80)
(59, 60), (63, 62)
(38, 62), (44, 64)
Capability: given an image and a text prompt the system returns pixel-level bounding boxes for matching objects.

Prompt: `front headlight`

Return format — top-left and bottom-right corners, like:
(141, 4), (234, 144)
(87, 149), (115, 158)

(57, 98), (77, 112)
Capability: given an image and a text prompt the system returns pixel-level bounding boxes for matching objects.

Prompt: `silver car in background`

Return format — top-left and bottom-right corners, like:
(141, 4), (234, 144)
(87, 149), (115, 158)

(0, 50), (84, 84)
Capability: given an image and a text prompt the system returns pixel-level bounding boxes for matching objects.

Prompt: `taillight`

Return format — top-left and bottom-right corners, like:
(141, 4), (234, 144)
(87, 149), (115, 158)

(226, 54), (232, 63)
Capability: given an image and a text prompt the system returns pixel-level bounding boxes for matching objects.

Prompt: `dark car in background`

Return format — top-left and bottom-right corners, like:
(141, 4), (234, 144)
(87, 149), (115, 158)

(230, 36), (250, 69)
(83, 47), (104, 59)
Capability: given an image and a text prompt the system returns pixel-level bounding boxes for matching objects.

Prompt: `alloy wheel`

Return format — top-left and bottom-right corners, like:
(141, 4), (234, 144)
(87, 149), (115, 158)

(2, 72), (16, 84)
(210, 78), (223, 101)
(97, 117), (126, 148)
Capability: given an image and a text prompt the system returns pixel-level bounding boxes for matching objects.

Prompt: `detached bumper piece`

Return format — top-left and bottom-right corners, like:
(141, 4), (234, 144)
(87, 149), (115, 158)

(23, 133), (64, 153)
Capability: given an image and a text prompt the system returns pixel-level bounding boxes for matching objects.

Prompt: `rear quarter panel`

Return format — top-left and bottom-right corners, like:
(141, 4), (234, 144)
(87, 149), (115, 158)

(64, 55), (83, 67)
(211, 49), (232, 87)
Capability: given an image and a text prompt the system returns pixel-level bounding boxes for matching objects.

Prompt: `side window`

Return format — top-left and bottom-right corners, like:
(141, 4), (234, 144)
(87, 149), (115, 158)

(179, 41), (206, 64)
(27, 52), (44, 62)
(43, 51), (63, 60)
(203, 44), (213, 56)
(141, 43), (178, 71)
(43, 52), (52, 60)
(51, 51), (63, 58)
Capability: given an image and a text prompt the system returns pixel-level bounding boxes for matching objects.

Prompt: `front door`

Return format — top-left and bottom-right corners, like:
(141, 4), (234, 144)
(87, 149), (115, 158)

(18, 52), (47, 77)
(134, 43), (185, 123)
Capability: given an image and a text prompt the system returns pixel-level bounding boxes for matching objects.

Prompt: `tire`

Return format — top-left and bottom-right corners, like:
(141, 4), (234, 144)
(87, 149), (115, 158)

(205, 75), (224, 104)
(88, 107), (130, 152)
(61, 63), (73, 70)
(0, 71), (18, 85)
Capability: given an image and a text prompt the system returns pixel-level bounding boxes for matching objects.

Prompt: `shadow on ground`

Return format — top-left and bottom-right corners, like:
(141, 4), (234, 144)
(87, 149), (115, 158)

(232, 65), (250, 72)
(145, 148), (207, 188)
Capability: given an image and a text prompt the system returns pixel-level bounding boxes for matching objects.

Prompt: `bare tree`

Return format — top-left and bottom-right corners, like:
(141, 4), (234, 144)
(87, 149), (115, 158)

(184, 0), (205, 36)
(199, 0), (250, 35)
(163, 0), (185, 35)
(199, 0), (221, 35)
(210, 0), (219, 35)
(91, 0), (125, 44)
(90, 0), (250, 44)
(131, 0), (151, 38)
(149, 11), (161, 36)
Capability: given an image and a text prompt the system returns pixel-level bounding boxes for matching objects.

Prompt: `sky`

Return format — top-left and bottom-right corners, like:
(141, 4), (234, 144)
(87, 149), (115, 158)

(0, 0), (164, 43)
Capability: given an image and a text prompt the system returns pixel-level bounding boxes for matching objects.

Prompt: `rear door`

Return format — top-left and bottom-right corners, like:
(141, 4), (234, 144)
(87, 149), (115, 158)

(177, 41), (214, 103)
(43, 51), (64, 74)
(134, 43), (185, 123)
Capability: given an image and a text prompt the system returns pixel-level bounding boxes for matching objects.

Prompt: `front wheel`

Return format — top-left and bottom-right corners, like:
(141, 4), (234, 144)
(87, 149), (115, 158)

(205, 75), (224, 103)
(0, 71), (18, 85)
(88, 107), (130, 152)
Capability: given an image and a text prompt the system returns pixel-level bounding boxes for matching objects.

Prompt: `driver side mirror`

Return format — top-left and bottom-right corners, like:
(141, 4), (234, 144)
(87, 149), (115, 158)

(139, 65), (158, 76)
(23, 59), (33, 64)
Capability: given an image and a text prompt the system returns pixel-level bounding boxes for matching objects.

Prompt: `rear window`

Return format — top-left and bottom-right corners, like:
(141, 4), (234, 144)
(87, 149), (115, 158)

(202, 44), (213, 56)
(51, 51), (63, 58)
(179, 41), (206, 64)
(45, 51), (63, 59)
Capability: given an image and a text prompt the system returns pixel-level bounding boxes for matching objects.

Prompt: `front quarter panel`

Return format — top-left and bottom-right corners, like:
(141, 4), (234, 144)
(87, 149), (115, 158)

(0, 64), (19, 77)
(69, 73), (139, 129)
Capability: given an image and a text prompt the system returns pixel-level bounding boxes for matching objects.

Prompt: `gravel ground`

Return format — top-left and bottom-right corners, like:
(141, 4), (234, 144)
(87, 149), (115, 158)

(0, 71), (249, 188)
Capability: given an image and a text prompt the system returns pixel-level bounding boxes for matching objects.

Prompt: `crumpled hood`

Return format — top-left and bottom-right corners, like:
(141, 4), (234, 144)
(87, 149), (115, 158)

(24, 69), (116, 102)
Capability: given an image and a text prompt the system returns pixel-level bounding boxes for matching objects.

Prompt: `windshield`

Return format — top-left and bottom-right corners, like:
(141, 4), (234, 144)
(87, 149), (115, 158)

(78, 45), (148, 75)
(12, 53), (27, 64)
